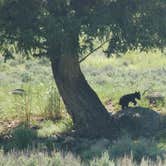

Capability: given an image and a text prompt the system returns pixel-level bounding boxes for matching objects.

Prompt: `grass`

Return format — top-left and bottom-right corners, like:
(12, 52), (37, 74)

(1, 49), (166, 121)
(82, 49), (166, 70)
(37, 118), (73, 137)
(81, 50), (166, 111)
(0, 49), (166, 165)
(0, 149), (165, 166)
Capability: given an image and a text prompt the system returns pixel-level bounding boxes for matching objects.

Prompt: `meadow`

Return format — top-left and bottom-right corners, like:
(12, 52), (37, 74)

(0, 50), (166, 165)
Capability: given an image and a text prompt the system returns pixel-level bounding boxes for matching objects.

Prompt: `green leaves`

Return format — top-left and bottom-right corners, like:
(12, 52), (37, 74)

(0, 0), (165, 58)
(106, 0), (166, 55)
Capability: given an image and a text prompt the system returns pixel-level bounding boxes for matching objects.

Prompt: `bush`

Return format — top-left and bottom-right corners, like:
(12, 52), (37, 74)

(21, 72), (32, 82)
(11, 126), (37, 149)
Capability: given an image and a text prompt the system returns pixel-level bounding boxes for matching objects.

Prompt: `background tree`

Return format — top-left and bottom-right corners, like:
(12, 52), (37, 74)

(0, 0), (165, 136)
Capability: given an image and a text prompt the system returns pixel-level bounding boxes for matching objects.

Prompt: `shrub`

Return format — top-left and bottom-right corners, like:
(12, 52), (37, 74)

(21, 72), (32, 82)
(11, 126), (37, 149)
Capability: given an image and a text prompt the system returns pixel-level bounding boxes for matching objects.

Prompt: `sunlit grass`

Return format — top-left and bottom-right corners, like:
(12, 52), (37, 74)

(0, 49), (166, 123)
(0, 149), (165, 166)
(37, 118), (72, 137)
(81, 49), (166, 70)
(81, 49), (166, 112)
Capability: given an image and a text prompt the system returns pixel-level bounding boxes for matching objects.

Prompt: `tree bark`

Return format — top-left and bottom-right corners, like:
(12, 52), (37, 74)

(50, 53), (117, 137)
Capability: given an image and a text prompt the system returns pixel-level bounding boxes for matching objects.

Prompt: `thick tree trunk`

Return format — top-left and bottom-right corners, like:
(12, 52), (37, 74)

(50, 54), (117, 137)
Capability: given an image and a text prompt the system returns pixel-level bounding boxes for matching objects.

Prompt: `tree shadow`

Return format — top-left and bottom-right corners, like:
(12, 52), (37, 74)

(0, 107), (165, 162)
(113, 106), (161, 137)
(0, 123), (37, 152)
(156, 113), (166, 140)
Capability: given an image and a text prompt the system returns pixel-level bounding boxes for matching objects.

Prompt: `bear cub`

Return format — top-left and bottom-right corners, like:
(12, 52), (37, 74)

(119, 91), (141, 109)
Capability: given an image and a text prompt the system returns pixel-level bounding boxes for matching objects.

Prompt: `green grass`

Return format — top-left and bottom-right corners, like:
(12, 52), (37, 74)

(37, 118), (73, 137)
(81, 50), (166, 111)
(0, 149), (165, 166)
(0, 50), (166, 164)
(1, 50), (166, 121)
(82, 49), (166, 70)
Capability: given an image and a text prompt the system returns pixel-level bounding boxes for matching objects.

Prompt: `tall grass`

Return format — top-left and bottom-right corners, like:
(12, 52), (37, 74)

(11, 87), (32, 127)
(44, 85), (62, 120)
(0, 150), (165, 166)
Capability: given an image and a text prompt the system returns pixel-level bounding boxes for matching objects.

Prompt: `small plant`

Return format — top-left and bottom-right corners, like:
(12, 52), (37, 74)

(21, 71), (32, 82)
(11, 126), (37, 149)
(44, 85), (62, 120)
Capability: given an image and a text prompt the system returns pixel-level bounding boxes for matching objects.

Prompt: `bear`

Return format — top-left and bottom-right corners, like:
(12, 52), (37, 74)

(119, 91), (141, 109)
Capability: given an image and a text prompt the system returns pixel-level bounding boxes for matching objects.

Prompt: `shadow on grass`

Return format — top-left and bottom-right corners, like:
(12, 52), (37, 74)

(113, 106), (161, 137)
(0, 108), (166, 162)
(0, 123), (37, 152)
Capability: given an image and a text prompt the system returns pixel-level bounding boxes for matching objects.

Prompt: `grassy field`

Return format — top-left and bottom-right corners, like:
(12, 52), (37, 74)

(0, 50), (166, 165)
(81, 50), (166, 111)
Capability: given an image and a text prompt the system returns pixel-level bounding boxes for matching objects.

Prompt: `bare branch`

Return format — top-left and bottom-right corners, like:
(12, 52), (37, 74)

(79, 38), (111, 63)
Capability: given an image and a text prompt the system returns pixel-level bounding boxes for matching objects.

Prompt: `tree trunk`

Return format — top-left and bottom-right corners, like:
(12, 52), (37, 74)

(51, 54), (117, 137)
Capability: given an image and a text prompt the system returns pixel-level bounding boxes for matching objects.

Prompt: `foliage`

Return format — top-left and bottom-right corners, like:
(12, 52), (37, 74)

(10, 126), (37, 149)
(20, 72), (32, 82)
(106, 0), (166, 56)
(0, 0), (165, 58)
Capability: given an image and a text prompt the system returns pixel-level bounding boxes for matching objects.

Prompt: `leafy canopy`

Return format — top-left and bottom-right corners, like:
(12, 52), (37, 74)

(0, 0), (165, 58)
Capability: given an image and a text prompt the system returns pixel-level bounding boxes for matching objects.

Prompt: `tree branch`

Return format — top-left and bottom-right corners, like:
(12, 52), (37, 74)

(79, 38), (111, 63)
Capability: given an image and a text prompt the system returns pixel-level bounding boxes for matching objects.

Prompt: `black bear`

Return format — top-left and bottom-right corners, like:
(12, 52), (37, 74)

(119, 91), (141, 109)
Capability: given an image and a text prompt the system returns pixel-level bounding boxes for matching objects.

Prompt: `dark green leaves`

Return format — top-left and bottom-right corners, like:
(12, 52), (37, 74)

(0, 0), (165, 58)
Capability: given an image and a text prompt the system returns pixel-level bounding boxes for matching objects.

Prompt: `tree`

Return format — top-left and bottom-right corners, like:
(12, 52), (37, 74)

(0, 0), (165, 137)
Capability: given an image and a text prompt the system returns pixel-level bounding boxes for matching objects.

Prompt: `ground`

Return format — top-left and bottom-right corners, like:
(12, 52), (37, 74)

(0, 49), (166, 165)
